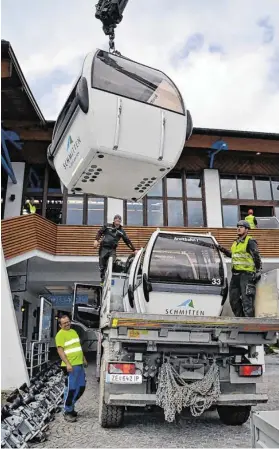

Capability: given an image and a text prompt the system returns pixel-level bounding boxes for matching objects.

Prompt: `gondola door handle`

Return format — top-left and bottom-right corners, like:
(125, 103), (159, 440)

(113, 97), (122, 151)
(158, 110), (166, 161)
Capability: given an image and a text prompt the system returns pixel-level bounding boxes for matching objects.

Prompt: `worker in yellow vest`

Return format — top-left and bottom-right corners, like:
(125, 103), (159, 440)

(245, 209), (257, 229)
(218, 220), (262, 317)
(26, 197), (36, 214)
(56, 315), (88, 422)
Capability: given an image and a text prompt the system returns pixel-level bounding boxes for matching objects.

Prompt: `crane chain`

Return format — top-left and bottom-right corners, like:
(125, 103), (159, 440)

(156, 361), (221, 422)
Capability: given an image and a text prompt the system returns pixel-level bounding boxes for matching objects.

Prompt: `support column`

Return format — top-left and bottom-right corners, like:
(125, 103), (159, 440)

(4, 162), (25, 219)
(203, 169), (223, 228)
(1, 244), (29, 390)
(107, 198), (124, 223)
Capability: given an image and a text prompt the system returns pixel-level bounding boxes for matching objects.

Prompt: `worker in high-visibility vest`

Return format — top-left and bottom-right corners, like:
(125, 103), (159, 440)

(26, 197), (36, 214)
(245, 209), (257, 229)
(218, 220), (262, 317)
(56, 315), (88, 422)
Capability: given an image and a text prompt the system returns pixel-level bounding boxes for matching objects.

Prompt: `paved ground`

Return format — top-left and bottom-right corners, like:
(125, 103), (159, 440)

(40, 354), (279, 448)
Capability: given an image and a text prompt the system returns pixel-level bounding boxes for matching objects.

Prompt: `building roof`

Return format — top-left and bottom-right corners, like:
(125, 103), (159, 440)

(1, 39), (45, 123)
(193, 127), (279, 141)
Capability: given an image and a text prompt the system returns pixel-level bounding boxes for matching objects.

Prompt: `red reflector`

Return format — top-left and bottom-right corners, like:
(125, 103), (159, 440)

(238, 365), (262, 377)
(108, 363), (136, 375)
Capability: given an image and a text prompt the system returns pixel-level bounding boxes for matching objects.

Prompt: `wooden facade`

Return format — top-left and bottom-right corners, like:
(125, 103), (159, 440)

(2, 214), (279, 260)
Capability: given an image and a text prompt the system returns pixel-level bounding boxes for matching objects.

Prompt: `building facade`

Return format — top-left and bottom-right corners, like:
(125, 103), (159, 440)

(1, 40), (279, 388)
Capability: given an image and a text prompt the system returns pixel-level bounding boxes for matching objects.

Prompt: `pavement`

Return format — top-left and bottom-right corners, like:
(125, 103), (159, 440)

(39, 354), (279, 448)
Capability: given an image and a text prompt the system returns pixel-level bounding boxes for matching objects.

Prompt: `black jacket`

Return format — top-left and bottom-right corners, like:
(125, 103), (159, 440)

(219, 237), (262, 272)
(95, 223), (135, 251)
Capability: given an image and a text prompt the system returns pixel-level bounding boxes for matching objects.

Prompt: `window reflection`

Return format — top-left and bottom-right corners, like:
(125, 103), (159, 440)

(166, 176), (182, 197)
(187, 201), (203, 226)
(237, 177), (254, 199)
(46, 198), (63, 224)
(22, 197), (42, 215)
(87, 198), (104, 225)
(127, 201), (143, 225)
(168, 200), (183, 226)
(66, 197), (83, 224)
(255, 177), (272, 200)
(221, 177), (237, 199)
(26, 166), (45, 194)
(147, 199), (163, 226)
(223, 205), (238, 227)
(271, 178), (279, 201)
(147, 180), (162, 197)
(186, 176), (202, 198)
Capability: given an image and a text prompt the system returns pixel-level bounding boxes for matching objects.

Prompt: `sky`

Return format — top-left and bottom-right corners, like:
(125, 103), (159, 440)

(1, 0), (279, 132)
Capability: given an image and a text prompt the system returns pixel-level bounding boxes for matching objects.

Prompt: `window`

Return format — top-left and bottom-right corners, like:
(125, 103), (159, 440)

(87, 197), (105, 225)
(186, 175), (202, 198)
(26, 165), (45, 194)
(271, 177), (279, 200)
(66, 197), (84, 224)
(255, 177), (272, 200)
(187, 201), (204, 227)
(147, 180), (162, 197)
(149, 233), (224, 284)
(223, 205), (238, 227)
(46, 198), (63, 224)
(48, 169), (62, 194)
(167, 177), (182, 197)
(52, 78), (80, 139)
(237, 177), (254, 199)
(221, 176), (237, 199)
(92, 50), (184, 114)
(147, 199), (163, 226)
(127, 201), (143, 225)
(275, 207), (279, 219)
(168, 200), (183, 226)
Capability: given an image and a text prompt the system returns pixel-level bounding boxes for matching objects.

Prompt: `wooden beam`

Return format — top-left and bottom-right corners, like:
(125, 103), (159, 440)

(5, 127), (53, 142)
(186, 134), (279, 154)
(1, 60), (12, 78)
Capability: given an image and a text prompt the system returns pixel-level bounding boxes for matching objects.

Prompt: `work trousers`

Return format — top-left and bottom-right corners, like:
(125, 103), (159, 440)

(62, 365), (86, 413)
(229, 272), (256, 317)
(99, 246), (116, 281)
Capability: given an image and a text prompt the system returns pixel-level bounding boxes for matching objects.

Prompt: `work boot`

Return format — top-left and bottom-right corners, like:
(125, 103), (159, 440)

(64, 412), (77, 422)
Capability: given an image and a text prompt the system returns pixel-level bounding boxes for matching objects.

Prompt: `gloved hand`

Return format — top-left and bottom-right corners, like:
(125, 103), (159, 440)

(253, 271), (261, 283)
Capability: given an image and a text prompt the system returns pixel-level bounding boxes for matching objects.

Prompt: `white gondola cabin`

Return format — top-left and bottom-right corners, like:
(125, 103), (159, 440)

(48, 50), (192, 200)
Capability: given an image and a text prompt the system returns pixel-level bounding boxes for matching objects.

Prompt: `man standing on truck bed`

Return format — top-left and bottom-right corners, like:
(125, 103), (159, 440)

(218, 220), (262, 317)
(94, 214), (136, 284)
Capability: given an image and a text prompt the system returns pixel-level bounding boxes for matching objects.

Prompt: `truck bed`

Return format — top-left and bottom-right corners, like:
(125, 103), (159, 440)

(102, 313), (279, 346)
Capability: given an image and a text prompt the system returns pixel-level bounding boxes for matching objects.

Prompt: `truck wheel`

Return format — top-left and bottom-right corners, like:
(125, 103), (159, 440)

(217, 405), (251, 425)
(98, 357), (124, 428)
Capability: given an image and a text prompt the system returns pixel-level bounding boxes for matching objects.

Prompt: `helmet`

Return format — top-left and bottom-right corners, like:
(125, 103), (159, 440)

(248, 209), (254, 215)
(237, 220), (250, 229)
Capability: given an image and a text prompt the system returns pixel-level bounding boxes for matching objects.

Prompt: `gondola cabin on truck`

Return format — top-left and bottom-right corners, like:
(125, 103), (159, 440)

(122, 231), (228, 316)
(47, 50), (192, 200)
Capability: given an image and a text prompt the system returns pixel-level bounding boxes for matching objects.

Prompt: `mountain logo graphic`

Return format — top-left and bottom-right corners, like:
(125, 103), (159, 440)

(177, 299), (194, 308)
(66, 135), (73, 152)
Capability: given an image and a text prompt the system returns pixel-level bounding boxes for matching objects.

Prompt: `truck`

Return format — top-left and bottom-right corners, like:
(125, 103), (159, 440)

(71, 229), (279, 428)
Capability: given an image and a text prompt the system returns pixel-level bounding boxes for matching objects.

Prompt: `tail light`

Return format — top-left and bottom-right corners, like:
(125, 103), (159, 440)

(238, 365), (262, 377)
(108, 363), (136, 375)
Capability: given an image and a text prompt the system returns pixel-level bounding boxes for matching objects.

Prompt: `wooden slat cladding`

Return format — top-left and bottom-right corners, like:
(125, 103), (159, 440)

(186, 134), (279, 154)
(2, 215), (279, 260)
(176, 148), (279, 176)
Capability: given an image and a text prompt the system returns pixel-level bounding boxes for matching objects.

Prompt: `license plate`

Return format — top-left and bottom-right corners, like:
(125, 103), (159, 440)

(106, 374), (142, 384)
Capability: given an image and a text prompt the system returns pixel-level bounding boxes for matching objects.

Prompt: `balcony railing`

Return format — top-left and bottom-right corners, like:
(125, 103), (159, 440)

(1, 214), (279, 260)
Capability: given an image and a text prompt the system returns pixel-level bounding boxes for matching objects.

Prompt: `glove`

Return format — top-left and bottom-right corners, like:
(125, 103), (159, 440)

(253, 271), (261, 283)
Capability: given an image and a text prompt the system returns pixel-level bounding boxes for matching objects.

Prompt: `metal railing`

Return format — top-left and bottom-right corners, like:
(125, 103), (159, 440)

(26, 340), (50, 378)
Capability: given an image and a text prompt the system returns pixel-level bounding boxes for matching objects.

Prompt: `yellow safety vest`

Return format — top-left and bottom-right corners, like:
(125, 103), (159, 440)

(245, 215), (256, 229)
(27, 203), (36, 214)
(231, 235), (255, 272)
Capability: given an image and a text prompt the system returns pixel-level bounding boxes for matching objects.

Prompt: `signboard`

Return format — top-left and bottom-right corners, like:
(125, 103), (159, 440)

(38, 297), (52, 341)
(46, 294), (88, 308)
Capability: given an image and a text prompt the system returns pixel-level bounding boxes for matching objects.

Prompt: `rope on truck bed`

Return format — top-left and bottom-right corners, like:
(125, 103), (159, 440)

(156, 362), (221, 422)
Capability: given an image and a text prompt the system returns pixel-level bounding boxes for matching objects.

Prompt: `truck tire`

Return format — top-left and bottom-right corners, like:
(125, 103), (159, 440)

(217, 405), (251, 426)
(98, 356), (124, 428)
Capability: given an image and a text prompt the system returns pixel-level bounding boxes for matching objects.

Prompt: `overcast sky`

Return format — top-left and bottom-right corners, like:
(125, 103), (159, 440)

(2, 0), (279, 132)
